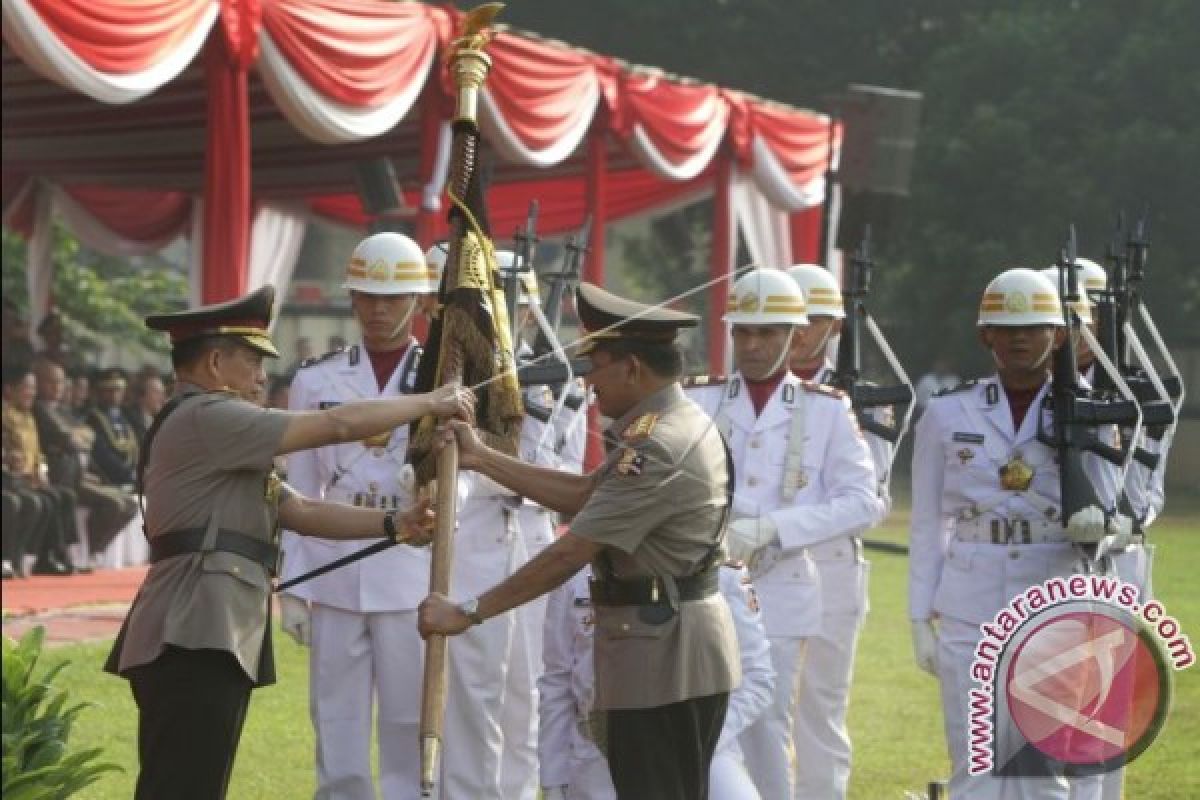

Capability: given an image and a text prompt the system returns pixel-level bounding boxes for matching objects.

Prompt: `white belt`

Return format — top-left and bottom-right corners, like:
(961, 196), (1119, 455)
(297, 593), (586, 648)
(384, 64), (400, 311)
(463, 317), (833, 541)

(955, 517), (1067, 545)
(805, 536), (862, 562)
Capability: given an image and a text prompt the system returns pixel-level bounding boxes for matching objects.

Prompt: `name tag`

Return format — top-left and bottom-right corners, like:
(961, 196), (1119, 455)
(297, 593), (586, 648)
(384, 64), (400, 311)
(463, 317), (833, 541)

(319, 401), (341, 410)
(573, 597), (592, 609)
(952, 432), (985, 444)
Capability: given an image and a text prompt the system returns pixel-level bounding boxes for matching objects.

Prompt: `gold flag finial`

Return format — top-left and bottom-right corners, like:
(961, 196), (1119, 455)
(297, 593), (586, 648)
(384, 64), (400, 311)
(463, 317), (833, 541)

(449, 3), (505, 124)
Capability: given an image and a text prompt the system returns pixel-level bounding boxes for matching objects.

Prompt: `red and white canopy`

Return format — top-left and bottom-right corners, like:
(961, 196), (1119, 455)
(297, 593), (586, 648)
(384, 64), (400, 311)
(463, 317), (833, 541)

(3, 0), (841, 370)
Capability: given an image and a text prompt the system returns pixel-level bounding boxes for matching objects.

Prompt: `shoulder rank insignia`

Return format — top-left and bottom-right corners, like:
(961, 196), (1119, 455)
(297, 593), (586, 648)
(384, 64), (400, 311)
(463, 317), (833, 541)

(622, 412), (659, 440)
(933, 379), (978, 398)
(615, 447), (647, 476)
(800, 380), (846, 398)
(299, 345), (347, 369)
(683, 374), (728, 389)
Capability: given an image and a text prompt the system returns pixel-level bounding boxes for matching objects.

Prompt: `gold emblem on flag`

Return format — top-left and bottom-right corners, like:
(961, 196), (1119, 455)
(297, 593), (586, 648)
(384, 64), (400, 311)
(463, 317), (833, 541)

(999, 455), (1034, 491)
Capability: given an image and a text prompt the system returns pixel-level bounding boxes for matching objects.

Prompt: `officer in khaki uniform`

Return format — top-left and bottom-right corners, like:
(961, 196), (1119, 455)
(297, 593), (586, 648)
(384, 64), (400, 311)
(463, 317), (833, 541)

(419, 282), (740, 800)
(104, 286), (474, 800)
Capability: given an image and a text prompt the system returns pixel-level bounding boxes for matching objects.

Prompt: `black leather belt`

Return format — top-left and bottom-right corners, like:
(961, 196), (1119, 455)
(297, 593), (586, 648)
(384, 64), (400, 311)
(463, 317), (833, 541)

(590, 567), (719, 607)
(149, 527), (279, 574)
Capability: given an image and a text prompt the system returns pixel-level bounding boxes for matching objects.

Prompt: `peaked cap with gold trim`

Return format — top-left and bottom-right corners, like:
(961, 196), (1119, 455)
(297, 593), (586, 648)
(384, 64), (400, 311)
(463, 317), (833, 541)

(575, 282), (698, 355)
(146, 285), (279, 357)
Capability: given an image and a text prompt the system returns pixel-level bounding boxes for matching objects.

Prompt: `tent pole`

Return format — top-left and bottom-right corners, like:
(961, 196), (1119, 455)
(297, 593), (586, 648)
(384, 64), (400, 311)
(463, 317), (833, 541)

(709, 154), (733, 376)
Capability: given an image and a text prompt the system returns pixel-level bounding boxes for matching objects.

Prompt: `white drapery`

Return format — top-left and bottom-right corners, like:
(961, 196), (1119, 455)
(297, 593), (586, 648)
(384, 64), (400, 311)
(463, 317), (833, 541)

(246, 202), (307, 328)
(733, 169), (793, 270)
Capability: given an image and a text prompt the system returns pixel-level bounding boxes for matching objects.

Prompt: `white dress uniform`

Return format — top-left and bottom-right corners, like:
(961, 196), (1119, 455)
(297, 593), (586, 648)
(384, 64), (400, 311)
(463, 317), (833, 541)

(783, 363), (892, 799)
(689, 371), (884, 800)
(280, 342), (427, 800)
(498, 379), (588, 800)
(909, 375), (1121, 800)
(538, 564), (775, 800)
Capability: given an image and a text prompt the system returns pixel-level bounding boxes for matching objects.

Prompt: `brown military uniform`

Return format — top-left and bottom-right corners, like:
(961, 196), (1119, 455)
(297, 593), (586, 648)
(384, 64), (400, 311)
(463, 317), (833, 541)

(571, 383), (740, 711)
(105, 385), (290, 684)
(565, 282), (740, 800)
(105, 285), (288, 800)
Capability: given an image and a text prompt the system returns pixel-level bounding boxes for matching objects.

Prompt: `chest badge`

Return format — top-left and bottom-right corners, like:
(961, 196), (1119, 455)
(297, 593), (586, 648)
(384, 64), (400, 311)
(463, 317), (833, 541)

(999, 454), (1034, 491)
(957, 448), (976, 465)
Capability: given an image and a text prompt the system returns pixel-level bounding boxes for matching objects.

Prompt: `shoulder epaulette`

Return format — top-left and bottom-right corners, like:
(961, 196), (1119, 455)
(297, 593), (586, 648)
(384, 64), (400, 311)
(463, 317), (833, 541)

(799, 379), (846, 399)
(683, 374), (729, 389)
(298, 345), (347, 369)
(933, 379), (978, 397)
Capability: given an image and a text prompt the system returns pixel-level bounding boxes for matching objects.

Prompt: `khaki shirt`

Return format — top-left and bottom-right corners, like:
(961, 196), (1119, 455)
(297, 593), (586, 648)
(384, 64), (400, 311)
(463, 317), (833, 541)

(570, 383), (740, 711)
(105, 384), (289, 685)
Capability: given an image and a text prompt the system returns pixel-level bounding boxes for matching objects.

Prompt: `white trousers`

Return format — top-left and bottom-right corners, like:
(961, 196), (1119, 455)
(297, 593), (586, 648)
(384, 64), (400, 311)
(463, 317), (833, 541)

(309, 605), (424, 800)
(710, 746), (763, 800)
(793, 556), (868, 799)
(438, 506), (525, 800)
(938, 617), (1073, 800)
(792, 613), (863, 799)
(740, 635), (806, 800)
(499, 509), (556, 800)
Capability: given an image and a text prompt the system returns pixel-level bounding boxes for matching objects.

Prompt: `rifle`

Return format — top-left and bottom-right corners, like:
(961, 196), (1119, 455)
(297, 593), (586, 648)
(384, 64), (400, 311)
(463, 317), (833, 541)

(507, 200), (540, 343)
(829, 226), (915, 444)
(1093, 213), (1176, 465)
(515, 216), (594, 396)
(1038, 226), (1143, 566)
(534, 216), (591, 360)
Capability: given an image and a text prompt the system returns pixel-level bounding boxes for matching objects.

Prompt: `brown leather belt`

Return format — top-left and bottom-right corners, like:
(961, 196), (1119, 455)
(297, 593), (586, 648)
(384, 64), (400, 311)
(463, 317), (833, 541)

(589, 567), (719, 607)
(150, 527), (279, 574)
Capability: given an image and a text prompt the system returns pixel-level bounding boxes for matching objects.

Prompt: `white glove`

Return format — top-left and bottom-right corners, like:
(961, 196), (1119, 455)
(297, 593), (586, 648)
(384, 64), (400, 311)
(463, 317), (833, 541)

(541, 787), (568, 800)
(911, 619), (939, 677)
(1106, 513), (1134, 549)
(727, 516), (779, 562)
(1066, 505), (1109, 544)
(279, 594), (311, 647)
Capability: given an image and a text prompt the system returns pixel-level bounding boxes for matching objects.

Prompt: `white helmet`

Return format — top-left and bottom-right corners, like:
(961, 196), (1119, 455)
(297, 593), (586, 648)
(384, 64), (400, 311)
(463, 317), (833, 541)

(724, 268), (808, 326)
(424, 242), (449, 295)
(786, 263), (845, 319)
(343, 233), (427, 295)
(977, 268), (1065, 327)
(1071, 257), (1108, 296)
(1039, 266), (1094, 325)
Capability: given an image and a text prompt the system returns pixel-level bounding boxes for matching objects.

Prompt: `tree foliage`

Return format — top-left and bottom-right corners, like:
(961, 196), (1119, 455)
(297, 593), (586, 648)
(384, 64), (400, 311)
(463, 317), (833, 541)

(2, 227), (188, 354)
(504, 0), (1199, 375)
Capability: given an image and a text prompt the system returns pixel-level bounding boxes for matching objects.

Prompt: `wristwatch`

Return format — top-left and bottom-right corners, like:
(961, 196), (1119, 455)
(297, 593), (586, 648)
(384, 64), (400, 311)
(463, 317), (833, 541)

(382, 509), (401, 541)
(459, 597), (485, 626)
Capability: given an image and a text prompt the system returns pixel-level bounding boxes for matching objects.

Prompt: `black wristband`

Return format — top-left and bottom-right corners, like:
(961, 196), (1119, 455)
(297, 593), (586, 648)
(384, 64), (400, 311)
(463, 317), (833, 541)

(382, 509), (400, 541)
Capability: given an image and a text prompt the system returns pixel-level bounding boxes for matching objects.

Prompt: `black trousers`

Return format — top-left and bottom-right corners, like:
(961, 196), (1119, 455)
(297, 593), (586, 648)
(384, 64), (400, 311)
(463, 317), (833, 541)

(128, 646), (253, 800)
(606, 691), (729, 800)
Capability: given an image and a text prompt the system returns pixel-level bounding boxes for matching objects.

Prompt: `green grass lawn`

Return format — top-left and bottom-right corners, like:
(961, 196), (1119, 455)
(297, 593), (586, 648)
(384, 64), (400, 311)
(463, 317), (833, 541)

(38, 508), (1200, 799)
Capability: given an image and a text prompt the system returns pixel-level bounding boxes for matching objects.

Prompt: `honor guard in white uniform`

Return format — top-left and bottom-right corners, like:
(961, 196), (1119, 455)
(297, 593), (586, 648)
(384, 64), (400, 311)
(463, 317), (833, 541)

(1042, 260), (1170, 800)
(785, 263), (892, 799)
(538, 562), (775, 800)
(688, 268), (884, 800)
(500, 270), (590, 800)
(279, 232), (430, 800)
(909, 268), (1127, 800)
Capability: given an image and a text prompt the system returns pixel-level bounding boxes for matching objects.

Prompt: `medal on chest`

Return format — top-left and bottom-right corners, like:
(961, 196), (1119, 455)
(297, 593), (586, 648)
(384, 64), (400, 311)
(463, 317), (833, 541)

(999, 451), (1034, 491)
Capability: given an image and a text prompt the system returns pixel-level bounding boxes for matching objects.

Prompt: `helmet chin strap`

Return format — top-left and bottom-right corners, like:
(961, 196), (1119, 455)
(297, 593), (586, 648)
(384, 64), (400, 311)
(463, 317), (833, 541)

(388, 297), (422, 340)
(763, 326), (797, 379)
(989, 335), (1056, 373)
